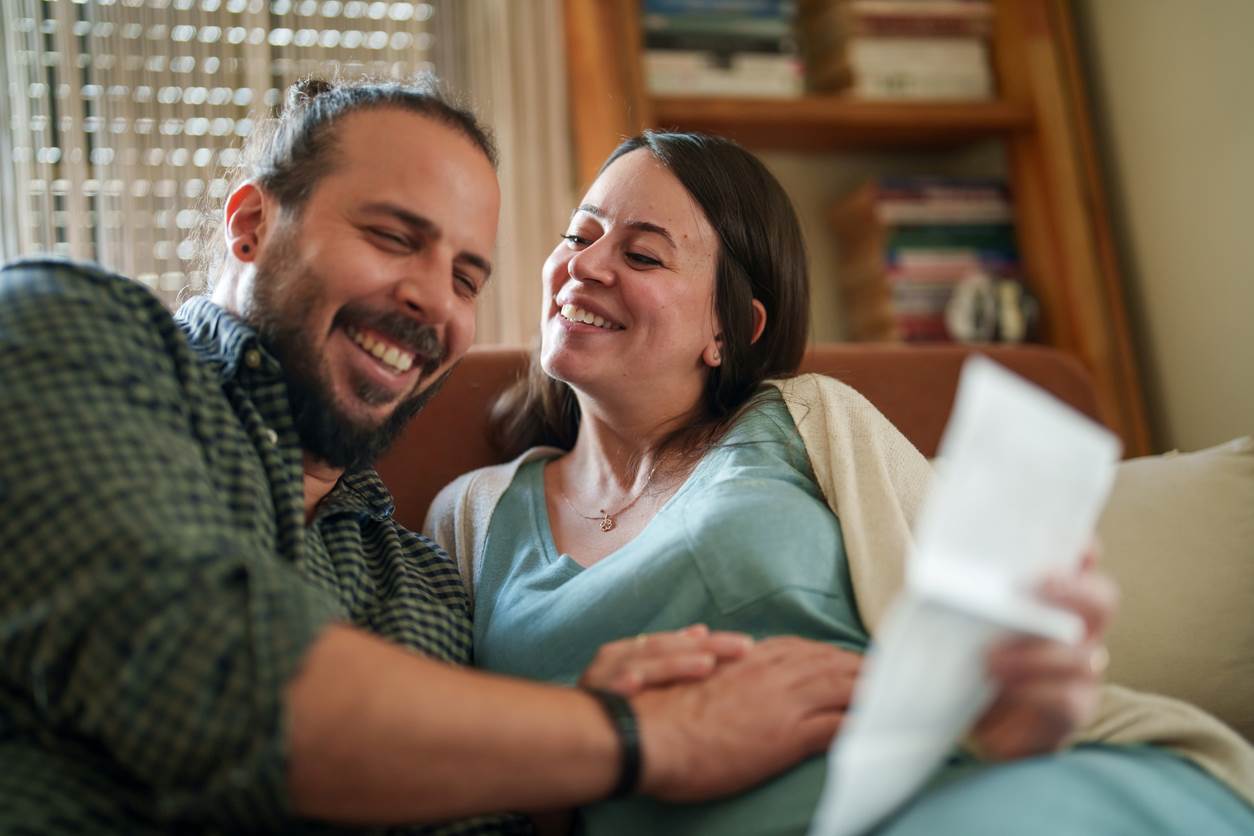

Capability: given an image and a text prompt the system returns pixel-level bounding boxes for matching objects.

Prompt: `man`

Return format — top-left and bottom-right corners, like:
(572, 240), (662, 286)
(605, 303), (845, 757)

(0, 80), (854, 833)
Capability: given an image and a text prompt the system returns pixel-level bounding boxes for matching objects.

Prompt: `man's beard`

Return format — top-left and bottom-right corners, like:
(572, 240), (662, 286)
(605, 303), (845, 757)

(244, 236), (451, 472)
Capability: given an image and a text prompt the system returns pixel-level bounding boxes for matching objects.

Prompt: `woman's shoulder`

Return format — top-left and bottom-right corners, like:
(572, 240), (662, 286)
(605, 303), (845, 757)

(721, 387), (803, 447)
(423, 447), (560, 535)
(693, 390), (821, 500)
(768, 372), (891, 426)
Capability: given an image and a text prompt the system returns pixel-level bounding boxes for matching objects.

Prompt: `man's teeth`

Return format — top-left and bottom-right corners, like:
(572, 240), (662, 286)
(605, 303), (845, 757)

(346, 326), (415, 372)
(559, 303), (619, 330)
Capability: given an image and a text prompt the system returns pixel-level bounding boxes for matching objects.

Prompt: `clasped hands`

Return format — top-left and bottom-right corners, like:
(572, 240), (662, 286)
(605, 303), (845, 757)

(579, 546), (1117, 800)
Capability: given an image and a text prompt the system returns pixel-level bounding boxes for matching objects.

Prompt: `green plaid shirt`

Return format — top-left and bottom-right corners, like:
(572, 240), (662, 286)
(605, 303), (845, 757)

(0, 260), (529, 835)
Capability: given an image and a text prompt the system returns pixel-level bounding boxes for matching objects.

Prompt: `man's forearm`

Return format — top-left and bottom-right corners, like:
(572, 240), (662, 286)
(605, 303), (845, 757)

(286, 624), (620, 824)
(288, 629), (860, 826)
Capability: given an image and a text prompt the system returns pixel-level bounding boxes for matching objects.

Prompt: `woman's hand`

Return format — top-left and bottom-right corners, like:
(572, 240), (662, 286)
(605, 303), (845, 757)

(971, 544), (1119, 760)
(578, 624), (755, 695)
(635, 636), (863, 802)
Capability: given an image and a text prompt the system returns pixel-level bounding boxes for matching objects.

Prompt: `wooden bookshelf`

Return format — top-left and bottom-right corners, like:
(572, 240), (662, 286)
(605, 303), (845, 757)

(563, 0), (1151, 456)
(651, 97), (1034, 151)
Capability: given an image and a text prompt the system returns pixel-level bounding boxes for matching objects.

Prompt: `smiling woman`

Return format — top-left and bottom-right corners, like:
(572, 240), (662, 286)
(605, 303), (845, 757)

(494, 131), (809, 466)
(426, 130), (1254, 836)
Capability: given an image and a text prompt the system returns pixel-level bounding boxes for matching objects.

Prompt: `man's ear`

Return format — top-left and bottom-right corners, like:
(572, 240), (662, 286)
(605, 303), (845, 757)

(224, 181), (269, 263)
(750, 299), (767, 344)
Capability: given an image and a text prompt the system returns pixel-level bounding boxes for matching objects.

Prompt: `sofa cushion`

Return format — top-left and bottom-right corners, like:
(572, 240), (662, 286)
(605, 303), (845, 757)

(1097, 436), (1254, 741)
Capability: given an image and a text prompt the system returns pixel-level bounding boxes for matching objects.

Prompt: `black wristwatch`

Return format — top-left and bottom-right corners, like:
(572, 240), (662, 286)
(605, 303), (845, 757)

(583, 687), (642, 798)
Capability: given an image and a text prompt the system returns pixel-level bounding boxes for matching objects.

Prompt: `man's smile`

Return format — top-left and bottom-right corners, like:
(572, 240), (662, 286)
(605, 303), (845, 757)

(345, 324), (416, 373)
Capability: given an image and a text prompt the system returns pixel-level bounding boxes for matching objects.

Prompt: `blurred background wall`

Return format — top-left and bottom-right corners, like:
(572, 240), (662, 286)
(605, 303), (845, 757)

(1076, 0), (1254, 451)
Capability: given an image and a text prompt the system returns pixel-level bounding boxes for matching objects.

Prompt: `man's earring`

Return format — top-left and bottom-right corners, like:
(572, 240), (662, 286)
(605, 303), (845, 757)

(234, 239), (253, 259)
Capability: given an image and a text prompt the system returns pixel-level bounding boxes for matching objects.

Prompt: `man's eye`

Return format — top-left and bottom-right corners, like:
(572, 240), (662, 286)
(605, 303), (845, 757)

(561, 233), (589, 247)
(455, 274), (479, 297)
(370, 228), (410, 248)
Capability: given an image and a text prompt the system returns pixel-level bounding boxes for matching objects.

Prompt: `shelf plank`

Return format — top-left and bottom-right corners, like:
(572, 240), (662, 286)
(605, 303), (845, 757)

(651, 96), (1034, 150)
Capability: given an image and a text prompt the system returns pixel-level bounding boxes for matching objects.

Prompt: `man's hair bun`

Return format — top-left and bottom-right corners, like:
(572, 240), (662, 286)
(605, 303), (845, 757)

(285, 78), (335, 112)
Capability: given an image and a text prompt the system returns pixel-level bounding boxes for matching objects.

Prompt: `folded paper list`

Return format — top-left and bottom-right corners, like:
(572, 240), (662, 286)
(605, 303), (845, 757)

(809, 356), (1122, 836)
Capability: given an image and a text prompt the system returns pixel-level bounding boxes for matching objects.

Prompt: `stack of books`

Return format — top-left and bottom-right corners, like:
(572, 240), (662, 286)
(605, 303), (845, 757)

(642, 0), (803, 98)
(831, 176), (1027, 342)
(797, 0), (996, 99)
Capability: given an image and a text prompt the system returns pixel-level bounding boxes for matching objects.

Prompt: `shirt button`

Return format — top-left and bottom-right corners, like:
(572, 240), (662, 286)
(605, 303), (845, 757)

(263, 428), (279, 446)
(244, 349), (263, 369)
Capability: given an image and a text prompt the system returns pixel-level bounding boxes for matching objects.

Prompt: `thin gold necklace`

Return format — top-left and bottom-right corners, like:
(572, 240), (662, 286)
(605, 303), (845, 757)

(555, 462), (661, 533)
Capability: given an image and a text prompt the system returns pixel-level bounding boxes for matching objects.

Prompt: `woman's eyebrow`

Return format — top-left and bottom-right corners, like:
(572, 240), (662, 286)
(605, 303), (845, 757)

(575, 203), (675, 247)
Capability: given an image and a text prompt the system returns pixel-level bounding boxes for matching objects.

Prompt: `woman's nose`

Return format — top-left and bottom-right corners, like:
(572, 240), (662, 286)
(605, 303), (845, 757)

(566, 239), (616, 286)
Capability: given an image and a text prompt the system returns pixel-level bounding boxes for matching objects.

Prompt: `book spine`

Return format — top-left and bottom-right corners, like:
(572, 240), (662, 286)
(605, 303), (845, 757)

(645, 0), (796, 16)
(833, 176), (1027, 344)
(644, 30), (796, 54)
(644, 50), (804, 97)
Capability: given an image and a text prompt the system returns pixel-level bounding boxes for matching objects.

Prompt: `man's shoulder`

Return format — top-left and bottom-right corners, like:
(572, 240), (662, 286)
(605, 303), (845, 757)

(0, 257), (176, 336)
(388, 519), (454, 564)
(3, 255), (181, 328)
(2, 257), (159, 302)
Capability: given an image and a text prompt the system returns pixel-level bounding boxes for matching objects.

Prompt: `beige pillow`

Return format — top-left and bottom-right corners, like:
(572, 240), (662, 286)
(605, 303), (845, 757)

(1097, 436), (1254, 741)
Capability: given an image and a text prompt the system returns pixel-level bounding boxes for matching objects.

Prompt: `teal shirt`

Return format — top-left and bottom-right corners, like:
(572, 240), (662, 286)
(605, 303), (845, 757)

(477, 393), (867, 835)
(471, 392), (1254, 836)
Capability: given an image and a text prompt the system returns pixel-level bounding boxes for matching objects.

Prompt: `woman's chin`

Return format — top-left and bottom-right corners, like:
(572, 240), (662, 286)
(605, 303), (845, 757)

(540, 347), (600, 392)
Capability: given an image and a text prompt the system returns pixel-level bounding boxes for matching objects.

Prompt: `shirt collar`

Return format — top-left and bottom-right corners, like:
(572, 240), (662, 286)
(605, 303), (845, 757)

(174, 295), (272, 380)
(319, 470), (397, 523)
(175, 296), (396, 524)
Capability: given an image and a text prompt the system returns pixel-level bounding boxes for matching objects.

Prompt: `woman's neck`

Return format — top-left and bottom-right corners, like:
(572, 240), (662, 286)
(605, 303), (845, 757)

(545, 390), (702, 566)
(564, 385), (700, 496)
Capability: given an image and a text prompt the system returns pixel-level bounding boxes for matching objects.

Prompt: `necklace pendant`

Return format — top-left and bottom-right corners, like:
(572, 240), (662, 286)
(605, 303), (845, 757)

(599, 514), (616, 533)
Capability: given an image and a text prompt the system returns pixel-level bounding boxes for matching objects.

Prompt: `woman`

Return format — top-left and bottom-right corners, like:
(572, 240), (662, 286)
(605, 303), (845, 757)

(427, 132), (1254, 834)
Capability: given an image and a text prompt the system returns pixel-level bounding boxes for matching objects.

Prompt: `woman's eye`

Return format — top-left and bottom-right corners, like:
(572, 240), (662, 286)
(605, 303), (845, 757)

(627, 252), (662, 267)
(561, 233), (589, 247)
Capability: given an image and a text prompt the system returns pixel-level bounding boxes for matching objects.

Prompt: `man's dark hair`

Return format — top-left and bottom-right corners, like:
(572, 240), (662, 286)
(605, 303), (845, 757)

(200, 75), (496, 286)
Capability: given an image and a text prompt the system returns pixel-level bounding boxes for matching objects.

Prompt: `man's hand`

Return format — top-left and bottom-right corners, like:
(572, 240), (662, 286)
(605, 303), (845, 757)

(579, 624), (755, 695)
(972, 545), (1119, 760)
(632, 637), (862, 802)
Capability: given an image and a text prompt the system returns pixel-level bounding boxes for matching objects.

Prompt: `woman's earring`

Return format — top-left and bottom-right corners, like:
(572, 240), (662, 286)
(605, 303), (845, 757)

(233, 239), (254, 260)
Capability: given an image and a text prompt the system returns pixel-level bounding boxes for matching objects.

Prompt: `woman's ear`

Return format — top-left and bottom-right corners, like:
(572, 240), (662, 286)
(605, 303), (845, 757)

(702, 336), (723, 368)
(750, 299), (768, 344)
(224, 182), (268, 263)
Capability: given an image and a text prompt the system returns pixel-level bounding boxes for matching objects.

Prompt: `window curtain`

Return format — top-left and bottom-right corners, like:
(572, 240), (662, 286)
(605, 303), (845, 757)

(429, 0), (574, 346)
(0, 0), (574, 346)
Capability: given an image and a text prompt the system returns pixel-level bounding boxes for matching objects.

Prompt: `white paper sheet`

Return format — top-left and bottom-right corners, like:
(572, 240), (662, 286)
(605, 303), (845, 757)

(808, 356), (1121, 836)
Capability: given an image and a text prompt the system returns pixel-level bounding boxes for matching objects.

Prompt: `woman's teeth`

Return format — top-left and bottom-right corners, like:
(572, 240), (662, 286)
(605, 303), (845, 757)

(346, 326), (415, 373)
(560, 303), (620, 330)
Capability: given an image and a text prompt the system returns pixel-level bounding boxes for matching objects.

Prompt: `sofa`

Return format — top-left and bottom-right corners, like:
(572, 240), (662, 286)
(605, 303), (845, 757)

(376, 343), (1253, 745)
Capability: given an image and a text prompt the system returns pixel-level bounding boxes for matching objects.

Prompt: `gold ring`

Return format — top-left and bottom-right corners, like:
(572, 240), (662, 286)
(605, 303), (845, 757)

(1088, 645), (1110, 676)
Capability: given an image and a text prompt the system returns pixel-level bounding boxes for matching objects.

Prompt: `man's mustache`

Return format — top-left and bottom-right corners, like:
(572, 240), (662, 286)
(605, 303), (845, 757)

(335, 304), (445, 376)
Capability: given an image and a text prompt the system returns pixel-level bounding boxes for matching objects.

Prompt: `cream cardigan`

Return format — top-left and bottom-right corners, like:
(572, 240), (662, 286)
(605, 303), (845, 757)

(425, 373), (1254, 807)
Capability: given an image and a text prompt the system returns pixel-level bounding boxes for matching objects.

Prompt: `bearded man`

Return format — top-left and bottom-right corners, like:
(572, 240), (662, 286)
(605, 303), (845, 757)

(0, 79), (853, 835)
